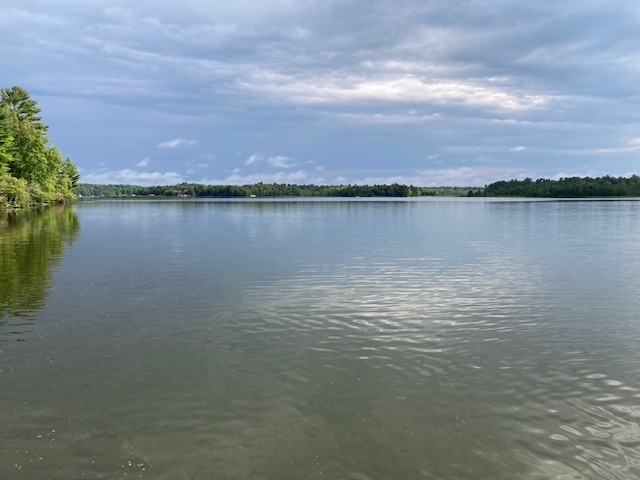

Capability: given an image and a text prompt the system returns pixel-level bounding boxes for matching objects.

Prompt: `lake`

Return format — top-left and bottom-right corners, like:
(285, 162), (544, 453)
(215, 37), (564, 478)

(1, 198), (640, 479)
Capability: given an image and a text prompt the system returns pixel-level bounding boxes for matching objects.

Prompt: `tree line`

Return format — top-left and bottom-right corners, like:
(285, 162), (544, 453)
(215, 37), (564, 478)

(0, 86), (79, 208)
(74, 182), (478, 198)
(473, 176), (640, 197)
(79, 176), (640, 199)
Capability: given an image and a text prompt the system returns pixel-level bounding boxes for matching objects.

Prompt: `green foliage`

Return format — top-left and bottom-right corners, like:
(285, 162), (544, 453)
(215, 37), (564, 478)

(58, 157), (79, 198)
(0, 174), (30, 207)
(0, 86), (78, 208)
(0, 104), (15, 175)
(0, 86), (47, 132)
(478, 176), (640, 197)
(74, 182), (477, 198)
(76, 176), (640, 200)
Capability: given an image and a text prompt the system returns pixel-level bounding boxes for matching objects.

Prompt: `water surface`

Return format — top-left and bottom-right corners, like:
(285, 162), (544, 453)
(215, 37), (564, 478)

(1, 198), (640, 479)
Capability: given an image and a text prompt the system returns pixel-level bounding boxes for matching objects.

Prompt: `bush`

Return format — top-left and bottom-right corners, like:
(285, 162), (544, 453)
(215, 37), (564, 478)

(0, 174), (31, 207)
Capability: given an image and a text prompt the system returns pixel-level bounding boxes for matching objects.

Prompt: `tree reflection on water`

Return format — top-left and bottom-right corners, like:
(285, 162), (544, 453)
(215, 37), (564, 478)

(0, 205), (79, 340)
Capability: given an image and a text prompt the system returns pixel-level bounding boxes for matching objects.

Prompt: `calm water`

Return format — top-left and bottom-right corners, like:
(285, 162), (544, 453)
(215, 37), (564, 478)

(1, 198), (640, 479)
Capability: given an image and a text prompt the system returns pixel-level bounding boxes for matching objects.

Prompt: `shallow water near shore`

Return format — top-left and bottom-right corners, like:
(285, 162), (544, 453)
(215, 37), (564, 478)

(2, 198), (640, 479)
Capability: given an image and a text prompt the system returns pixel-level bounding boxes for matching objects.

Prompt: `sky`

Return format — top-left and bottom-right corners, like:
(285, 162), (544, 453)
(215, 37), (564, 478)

(2, 0), (640, 186)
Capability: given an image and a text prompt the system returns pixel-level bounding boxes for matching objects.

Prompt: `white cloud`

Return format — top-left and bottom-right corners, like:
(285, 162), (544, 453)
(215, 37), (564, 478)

(509, 146), (527, 152)
(245, 153), (263, 165)
(568, 137), (640, 155)
(1, 7), (67, 27)
(239, 71), (551, 111)
(245, 153), (298, 168)
(137, 156), (151, 167)
(81, 168), (184, 185)
(330, 111), (442, 125)
(157, 137), (199, 148)
(222, 170), (320, 184)
(267, 155), (297, 168)
(352, 166), (536, 187)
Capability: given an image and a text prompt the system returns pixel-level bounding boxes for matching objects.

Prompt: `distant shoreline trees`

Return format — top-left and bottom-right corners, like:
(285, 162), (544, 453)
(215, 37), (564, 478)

(0, 86), (79, 208)
(73, 182), (478, 198)
(472, 176), (640, 197)
(74, 175), (640, 199)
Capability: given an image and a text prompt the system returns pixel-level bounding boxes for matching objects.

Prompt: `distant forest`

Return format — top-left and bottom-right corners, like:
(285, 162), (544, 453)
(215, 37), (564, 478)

(74, 175), (640, 198)
(74, 182), (477, 198)
(473, 175), (640, 197)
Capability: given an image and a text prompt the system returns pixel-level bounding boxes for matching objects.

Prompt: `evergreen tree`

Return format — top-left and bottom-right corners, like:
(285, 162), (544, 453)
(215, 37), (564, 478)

(0, 86), (78, 207)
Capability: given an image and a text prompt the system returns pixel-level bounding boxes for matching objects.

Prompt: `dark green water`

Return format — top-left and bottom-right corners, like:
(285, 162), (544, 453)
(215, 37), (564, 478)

(1, 198), (640, 479)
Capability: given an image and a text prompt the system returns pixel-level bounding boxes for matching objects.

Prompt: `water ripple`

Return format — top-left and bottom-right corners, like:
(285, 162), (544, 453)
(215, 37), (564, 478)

(220, 254), (640, 479)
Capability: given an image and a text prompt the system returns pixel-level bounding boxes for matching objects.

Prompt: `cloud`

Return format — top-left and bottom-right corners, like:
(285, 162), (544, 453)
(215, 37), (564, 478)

(221, 170), (322, 185)
(352, 167), (536, 187)
(267, 155), (297, 168)
(245, 153), (298, 168)
(245, 153), (263, 165)
(137, 156), (151, 167)
(157, 137), (199, 148)
(6, 0), (640, 185)
(199, 166), (537, 188)
(81, 168), (184, 185)
(567, 137), (640, 155)
(238, 71), (551, 111)
(329, 111), (443, 125)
